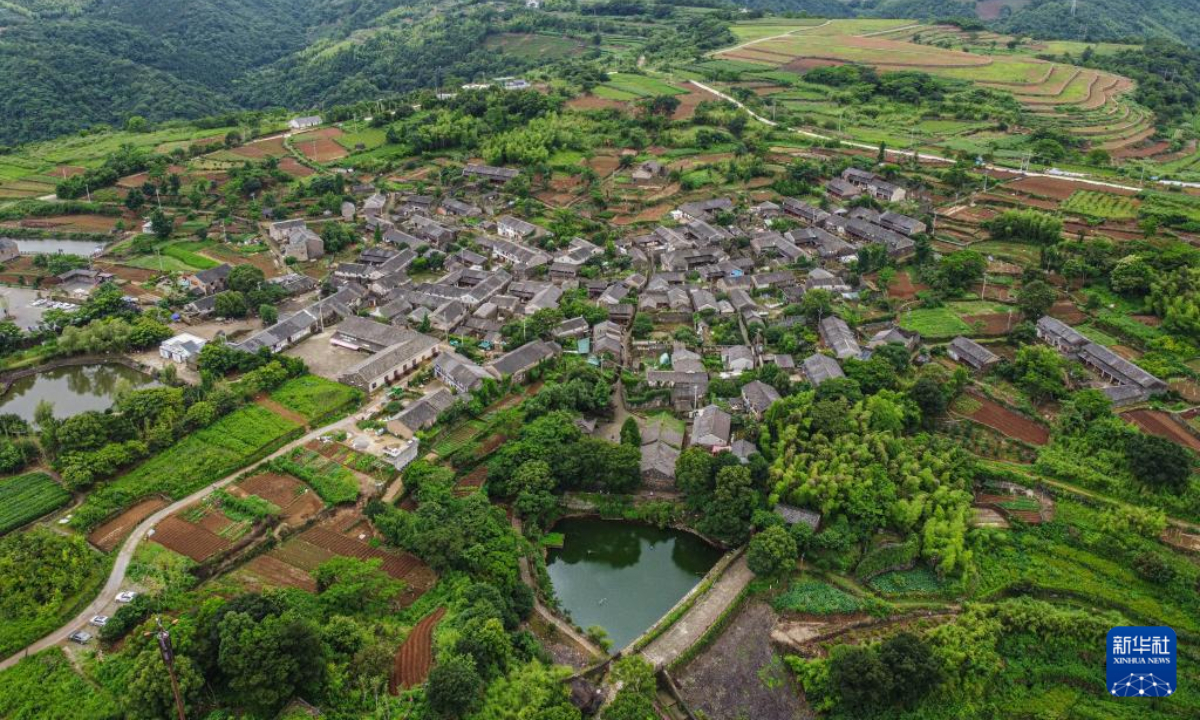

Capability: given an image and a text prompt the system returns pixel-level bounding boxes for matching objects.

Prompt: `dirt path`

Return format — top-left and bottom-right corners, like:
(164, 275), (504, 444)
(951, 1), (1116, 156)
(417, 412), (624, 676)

(711, 20), (831, 57)
(640, 553), (754, 670)
(513, 516), (606, 660)
(688, 80), (1155, 193)
(0, 409), (369, 670)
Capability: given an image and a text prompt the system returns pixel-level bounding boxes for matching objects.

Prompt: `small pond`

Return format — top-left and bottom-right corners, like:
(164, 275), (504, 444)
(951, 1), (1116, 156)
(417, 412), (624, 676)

(546, 517), (722, 652)
(0, 364), (158, 423)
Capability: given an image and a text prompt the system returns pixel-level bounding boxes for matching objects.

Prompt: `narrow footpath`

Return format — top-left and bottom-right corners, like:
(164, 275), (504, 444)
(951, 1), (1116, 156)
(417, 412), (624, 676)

(0, 404), (376, 671)
(639, 553), (754, 670)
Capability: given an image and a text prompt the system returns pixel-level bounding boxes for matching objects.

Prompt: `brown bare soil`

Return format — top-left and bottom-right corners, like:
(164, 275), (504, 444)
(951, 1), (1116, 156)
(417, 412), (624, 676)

(231, 137), (288, 158)
(586, 154), (621, 177)
(278, 157), (315, 178)
(961, 392), (1050, 445)
(15, 214), (120, 233)
(238, 472), (309, 510)
(675, 601), (808, 720)
(566, 95), (630, 112)
(961, 313), (1018, 336)
(1123, 410), (1200, 453)
(295, 129), (348, 162)
(242, 555), (318, 592)
(886, 272), (925, 301)
(255, 396), (308, 426)
(1048, 301), (1087, 324)
(783, 57), (845, 72)
(301, 526), (428, 581)
(88, 497), (168, 552)
(150, 515), (231, 562)
(455, 465), (487, 497)
(672, 87), (709, 120)
(390, 607), (446, 693)
(1007, 175), (1136, 200)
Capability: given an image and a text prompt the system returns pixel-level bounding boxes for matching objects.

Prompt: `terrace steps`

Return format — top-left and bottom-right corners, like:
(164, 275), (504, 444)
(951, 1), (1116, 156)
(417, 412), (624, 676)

(1100, 125), (1159, 151)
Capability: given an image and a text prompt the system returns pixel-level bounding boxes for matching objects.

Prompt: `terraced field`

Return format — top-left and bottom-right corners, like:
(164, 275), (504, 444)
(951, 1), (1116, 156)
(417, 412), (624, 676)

(714, 19), (1158, 162)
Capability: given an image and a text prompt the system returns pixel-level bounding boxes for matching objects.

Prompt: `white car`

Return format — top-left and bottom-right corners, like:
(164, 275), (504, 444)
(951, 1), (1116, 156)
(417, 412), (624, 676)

(115, 591), (138, 603)
(89, 615), (109, 627)
(68, 631), (92, 644)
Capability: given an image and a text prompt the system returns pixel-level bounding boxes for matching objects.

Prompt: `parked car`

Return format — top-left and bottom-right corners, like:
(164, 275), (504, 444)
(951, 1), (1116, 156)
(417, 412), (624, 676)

(68, 631), (92, 644)
(116, 591), (138, 603)
(89, 615), (109, 627)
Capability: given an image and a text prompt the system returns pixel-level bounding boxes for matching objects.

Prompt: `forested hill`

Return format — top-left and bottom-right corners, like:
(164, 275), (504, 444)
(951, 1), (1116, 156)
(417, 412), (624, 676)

(0, 0), (550, 146)
(994, 0), (1200, 45)
(740, 0), (1200, 45)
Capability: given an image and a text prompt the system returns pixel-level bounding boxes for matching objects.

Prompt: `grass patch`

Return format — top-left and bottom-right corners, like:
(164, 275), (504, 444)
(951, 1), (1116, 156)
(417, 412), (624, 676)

(269, 375), (362, 423)
(601, 74), (685, 98)
(898, 307), (972, 339)
(1062, 191), (1138, 220)
(868, 567), (946, 596)
(0, 649), (119, 719)
(772, 578), (888, 615)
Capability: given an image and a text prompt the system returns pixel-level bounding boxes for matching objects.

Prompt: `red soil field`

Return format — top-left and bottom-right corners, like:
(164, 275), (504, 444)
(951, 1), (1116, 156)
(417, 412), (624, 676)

(1007, 175), (1136, 200)
(672, 88), (709, 121)
(238, 473), (312, 509)
(390, 607), (447, 693)
(1122, 410), (1200, 453)
(961, 313), (1018, 336)
(962, 393), (1050, 445)
(1047, 301), (1087, 324)
(88, 498), (169, 552)
(279, 157), (315, 178)
(243, 555), (318, 592)
(294, 128), (348, 162)
(231, 137), (288, 158)
(566, 95), (630, 112)
(301, 526), (430, 584)
(150, 515), (231, 562)
(454, 465), (487, 497)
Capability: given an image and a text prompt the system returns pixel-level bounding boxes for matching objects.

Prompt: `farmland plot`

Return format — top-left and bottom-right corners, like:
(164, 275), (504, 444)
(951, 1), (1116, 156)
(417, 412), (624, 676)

(0, 473), (69, 535)
(149, 516), (231, 562)
(74, 405), (301, 531)
(390, 607), (446, 693)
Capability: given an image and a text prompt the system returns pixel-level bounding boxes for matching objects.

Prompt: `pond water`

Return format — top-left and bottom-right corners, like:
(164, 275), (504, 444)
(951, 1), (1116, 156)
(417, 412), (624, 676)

(546, 517), (722, 652)
(10, 238), (105, 256)
(0, 364), (158, 423)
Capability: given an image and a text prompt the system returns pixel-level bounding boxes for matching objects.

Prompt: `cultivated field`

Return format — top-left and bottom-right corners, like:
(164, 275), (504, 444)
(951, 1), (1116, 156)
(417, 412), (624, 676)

(1122, 410), (1200, 453)
(149, 515), (231, 562)
(0, 472), (69, 535)
(390, 607), (446, 693)
(87, 497), (169, 551)
(956, 393), (1050, 446)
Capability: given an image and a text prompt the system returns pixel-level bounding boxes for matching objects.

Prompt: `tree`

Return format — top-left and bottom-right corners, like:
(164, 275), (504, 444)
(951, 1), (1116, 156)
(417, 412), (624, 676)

(747, 525), (798, 577)
(631, 314), (653, 339)
(426, 654), (483, 718)
(124, 644), (204, 720)
(619, 417), (641, 447)
(149, 210), (172, 240)
(1016, 279), (1055, 319)
(125, 187), (145, 211)
(1010, 345), (1065, 401)
(213, 291), (248, 318)
(828, 644), (890, 714)
(699, 465), (759, 545)
(675, 447), (715, 508)
(314, 557), (403, 615)
(1126, 433), (1192, 492)
(228, 264), (265, 293)
(259, 304), (278, 326)
(878, 632), (943, 707)
(215, 610), (325, 717)
(936, 251), (986, 293)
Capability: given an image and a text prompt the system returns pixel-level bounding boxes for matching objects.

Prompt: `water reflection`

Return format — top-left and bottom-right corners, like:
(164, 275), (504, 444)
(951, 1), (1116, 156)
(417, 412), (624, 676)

(546, 517), (722, 651)
(0, 364), (157, 424)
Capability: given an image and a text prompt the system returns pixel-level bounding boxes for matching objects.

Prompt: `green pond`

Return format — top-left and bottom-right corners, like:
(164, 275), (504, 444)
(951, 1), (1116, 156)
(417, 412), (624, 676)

(0, 364), (157, 423)
(546, 517), (722, 652)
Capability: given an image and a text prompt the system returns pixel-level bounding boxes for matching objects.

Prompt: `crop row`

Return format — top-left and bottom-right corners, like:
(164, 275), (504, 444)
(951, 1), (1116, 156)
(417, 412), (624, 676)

(0, 473), (69, 535)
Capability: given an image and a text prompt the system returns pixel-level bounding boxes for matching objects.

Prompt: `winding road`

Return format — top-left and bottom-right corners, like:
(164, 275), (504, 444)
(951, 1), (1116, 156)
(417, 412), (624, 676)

(0, 396), (388, 671)
(687, 79), (1156, 194)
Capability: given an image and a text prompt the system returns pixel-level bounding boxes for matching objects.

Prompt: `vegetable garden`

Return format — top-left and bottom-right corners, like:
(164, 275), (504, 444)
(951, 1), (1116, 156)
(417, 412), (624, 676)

(0, 473), (69, 535)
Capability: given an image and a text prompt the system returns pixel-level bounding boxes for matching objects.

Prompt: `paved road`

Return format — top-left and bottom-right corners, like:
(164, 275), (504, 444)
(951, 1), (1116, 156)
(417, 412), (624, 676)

(0, 411), (365, 671)
(688, 80), (1156, 194)
(640, 553), (754, 670)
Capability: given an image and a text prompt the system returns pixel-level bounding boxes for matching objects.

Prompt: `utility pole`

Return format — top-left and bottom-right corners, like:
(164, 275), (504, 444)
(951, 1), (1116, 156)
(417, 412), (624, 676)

(149, 617), (187, 720)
